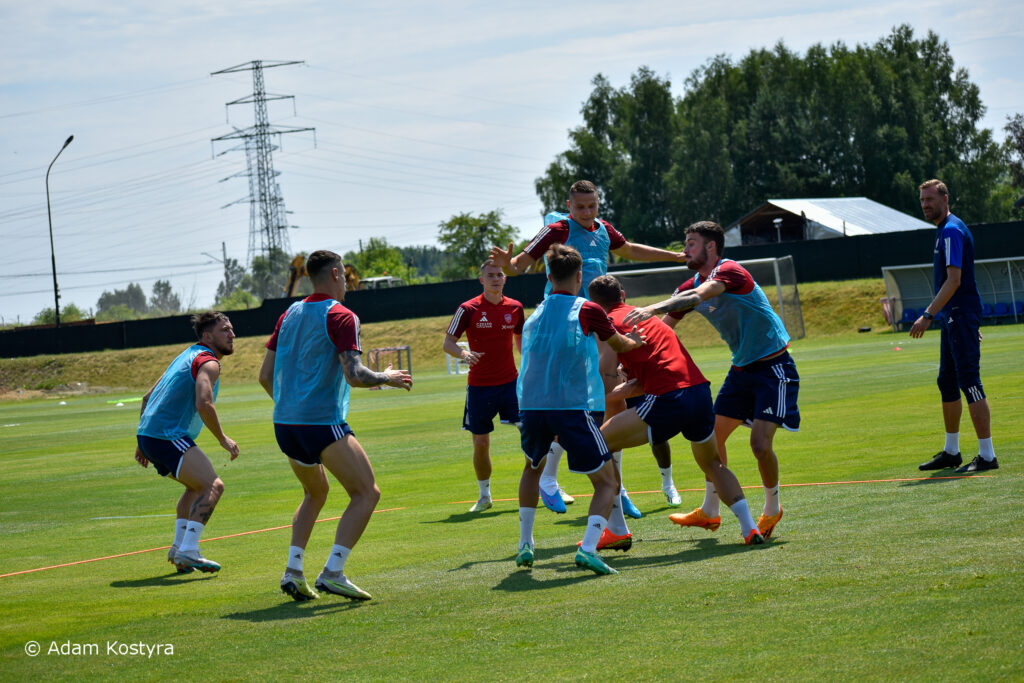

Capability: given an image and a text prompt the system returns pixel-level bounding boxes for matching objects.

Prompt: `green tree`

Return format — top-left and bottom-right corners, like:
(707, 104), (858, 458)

(540, 26), (1011, 232)
(215, 258), (246, 302)
(343, 237), (417, 283)
(240, 248), (293, 300)
(217, 287), (260, 311)
(149, 280), (181, 315)
(97, 283), (147, 317)
(1005, 113), (1024, 216)
(535, 68), (679, 244)
(437, 209), (519, 280)
(32, 303), (87, 325)
(95, 303), (137, 322)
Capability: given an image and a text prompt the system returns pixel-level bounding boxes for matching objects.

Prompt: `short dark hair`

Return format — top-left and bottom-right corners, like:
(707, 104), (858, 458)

(546, 243), (582, 282)
(191, 311), (229, 339)
(480, 258), (503, 273)
(588, 274), (623, 308)
(569, 179), (598, 197)
(919, 179), (949, 196)
(306, 250), (343, 282)
(685, 220), (725, 256)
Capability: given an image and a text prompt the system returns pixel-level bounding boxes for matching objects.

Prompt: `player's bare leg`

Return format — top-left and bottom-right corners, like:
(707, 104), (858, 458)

(749, 418), (783, 537)
(516, 455), (543, 568)
(576, 460), (621, 574)
(689, 435), (763, 544)
(314, 435), (379, 600)
(170, 448), (225, 571)
(469, 433), (493, 512)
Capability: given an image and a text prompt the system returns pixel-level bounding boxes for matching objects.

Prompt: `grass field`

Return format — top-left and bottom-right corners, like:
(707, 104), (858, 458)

(1, 324), (1022, 680)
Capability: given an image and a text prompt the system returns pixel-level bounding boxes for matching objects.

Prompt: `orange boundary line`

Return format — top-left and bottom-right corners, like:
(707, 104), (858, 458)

(446, 475), (992, 504)
(0, 507), (406, 579)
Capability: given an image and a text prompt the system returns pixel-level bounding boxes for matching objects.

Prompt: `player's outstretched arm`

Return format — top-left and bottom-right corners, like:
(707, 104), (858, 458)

(258, 349), (275, 399)
(339, 351), (413, 391)
(488, 242), (536, 277)
(612, 241), (686, 263)
(622, 280), (724, 326)
(195, 362), (239, 460)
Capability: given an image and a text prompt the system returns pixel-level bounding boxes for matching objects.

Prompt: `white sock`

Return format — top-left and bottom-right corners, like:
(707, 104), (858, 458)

(540, 442), (564, 493)
(519, 507), (536, 547)
(945, 432), (960, 454)
(179, 521), (205, 553)
(612, 451), (627, 494)
(978, 437), (995, 461)
(659, 466), (674, 490)
(763, 484), (781, 516)
(477, 478), (491, 500)
(607, 493), (630, 535)
(324, 544), (351, 573)
(701, 480), (719, 517)
(173, 518), (188, 548)
(287, 545), (305, 573)
(580, 515), (608, 553)
(728, 499), (757, 537)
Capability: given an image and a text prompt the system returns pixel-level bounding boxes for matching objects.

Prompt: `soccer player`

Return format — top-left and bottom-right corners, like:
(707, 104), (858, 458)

(489, 179), (683, 517)
(259, 250), (412, 602)
(135, 311), (239, 574)
(514, 244), (646, 576)
(911, 179), (998, 473)
(590, 275), (765, 548)
(624, 221), (799, 539)
(443, 260), (525, 513)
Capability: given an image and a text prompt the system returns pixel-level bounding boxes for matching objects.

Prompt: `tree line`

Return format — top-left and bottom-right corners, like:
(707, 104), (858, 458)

(536, 25), (1021, 246)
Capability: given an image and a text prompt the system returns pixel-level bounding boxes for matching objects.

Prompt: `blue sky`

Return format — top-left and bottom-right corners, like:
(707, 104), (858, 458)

(1, 0), (1021, 323)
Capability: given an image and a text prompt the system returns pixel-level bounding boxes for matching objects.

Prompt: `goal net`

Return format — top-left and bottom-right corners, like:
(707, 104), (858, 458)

(610, 255), (805, 340)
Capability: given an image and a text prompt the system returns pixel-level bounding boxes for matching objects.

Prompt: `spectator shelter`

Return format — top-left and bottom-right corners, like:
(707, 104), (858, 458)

(726, 197), (932, 246)
(882, 257), (1024, 331)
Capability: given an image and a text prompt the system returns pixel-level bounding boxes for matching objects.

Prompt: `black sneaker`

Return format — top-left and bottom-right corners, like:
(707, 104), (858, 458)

(955, 455), (998, 473)
(919, 450), (962, 470)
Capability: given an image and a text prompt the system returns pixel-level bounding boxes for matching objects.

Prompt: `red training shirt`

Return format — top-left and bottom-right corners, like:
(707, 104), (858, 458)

(447, 294), (525, 386)
(606, 302), (707, 394)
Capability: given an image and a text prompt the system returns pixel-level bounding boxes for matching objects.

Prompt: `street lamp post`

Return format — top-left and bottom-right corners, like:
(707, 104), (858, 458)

(46, 135), (74, 328)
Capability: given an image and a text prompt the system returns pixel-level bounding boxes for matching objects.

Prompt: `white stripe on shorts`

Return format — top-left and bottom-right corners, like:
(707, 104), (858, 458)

(635, 394), (657, 421)
(772, 364), (787, 419)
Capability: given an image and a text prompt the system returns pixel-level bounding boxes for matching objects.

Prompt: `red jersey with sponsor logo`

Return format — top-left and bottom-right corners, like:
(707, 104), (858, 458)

(607, 302), (707, 395)
(266, 293), (361, 354)
(447, 294), (525, 386)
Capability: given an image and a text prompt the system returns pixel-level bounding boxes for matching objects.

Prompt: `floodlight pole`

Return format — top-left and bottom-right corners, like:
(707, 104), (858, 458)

(46, 135), (74, 328)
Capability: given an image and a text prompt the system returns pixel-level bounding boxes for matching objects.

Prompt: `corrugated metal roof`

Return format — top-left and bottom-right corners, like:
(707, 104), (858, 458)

(765, 197), (932, 236)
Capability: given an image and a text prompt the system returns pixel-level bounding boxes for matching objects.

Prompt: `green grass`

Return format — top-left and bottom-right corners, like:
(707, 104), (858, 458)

(1, 326), (1022, 680)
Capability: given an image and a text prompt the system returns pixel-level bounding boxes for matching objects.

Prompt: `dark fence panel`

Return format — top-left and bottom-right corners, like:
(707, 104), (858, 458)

(2, 222), (1019, 358)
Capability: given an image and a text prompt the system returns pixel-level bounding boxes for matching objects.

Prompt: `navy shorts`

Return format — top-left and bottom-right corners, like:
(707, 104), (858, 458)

(625, 395), (644, 410)
(520, 410), (611, 475)
(463, 381), (520, 434)
(634, 383), (716, 445)
(715, 351), (800, 431)
(274, 423), (354, 466)
(137, 434), (195, 478)
(937, 308), (985, 404)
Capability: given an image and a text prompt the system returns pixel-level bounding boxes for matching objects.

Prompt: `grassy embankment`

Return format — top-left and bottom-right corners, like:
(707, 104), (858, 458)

(2, 278), (892, 393)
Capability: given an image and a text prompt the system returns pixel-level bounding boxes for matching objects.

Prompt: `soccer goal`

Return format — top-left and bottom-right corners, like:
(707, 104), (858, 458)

(610, 255), (805, 340)
(366, 345), (412, 382)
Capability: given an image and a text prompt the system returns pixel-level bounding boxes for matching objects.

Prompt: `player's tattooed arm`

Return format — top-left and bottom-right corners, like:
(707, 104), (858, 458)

(340, 350), (413, 391)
